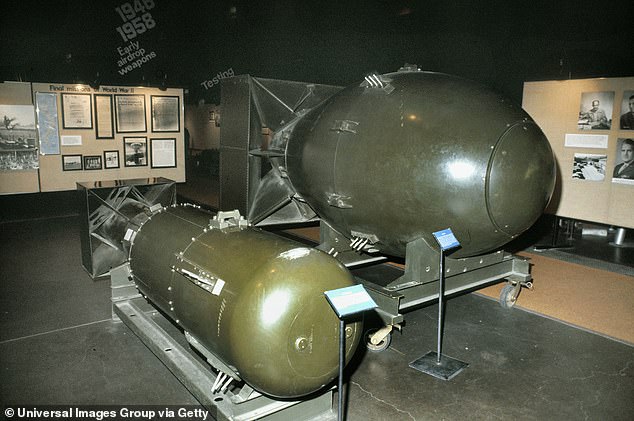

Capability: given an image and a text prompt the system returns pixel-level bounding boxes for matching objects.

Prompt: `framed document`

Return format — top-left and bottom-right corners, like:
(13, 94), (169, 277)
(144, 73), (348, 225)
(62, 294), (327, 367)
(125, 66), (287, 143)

(150, 138), (176, 168)
(62, 154), (83, 171)
(61, 94), (93, 129)
(123, 136), (148, 167)
(151, 96), (180, 132)
(103, 150), (120, 169)
(95, 94), (114, 139)
(35, 92), (61, 155)
(83, 155), (103, 170)
(115, 95), (147, 133)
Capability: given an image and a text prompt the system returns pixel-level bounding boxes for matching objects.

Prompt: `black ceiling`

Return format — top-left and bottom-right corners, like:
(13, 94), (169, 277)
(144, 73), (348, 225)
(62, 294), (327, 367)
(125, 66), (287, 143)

(1, 0), (632, 104)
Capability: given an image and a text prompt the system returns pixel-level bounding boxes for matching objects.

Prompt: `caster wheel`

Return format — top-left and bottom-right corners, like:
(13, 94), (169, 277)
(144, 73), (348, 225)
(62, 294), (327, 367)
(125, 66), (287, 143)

(499, 283), (519, 309)
(365, 328), (392, 352)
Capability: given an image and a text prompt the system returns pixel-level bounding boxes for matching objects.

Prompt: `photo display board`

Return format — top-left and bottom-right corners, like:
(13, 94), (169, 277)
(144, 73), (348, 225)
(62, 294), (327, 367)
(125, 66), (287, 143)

(30, 83), (185, 192)
(0, 82), (40, 194)
(523, 77), (634, 229)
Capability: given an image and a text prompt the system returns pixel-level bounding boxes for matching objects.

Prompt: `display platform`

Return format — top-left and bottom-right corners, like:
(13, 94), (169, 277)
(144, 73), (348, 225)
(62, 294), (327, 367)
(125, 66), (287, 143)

(1, 215), (633, 420)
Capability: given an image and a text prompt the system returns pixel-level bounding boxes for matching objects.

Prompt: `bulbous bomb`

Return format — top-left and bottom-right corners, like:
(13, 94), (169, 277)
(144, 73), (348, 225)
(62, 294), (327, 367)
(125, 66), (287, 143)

(127, 205), (361, 398)
(285, 71), (556, 258)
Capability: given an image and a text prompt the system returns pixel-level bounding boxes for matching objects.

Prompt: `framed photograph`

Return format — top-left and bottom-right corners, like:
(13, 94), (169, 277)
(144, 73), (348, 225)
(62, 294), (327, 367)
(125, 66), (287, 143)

(151, 96), (180, 132)
(612, 138), (634, 185)
(577, 91), (614, 130)
(61, 93), (93, 129)
(571, 153), (606, 181)
(115, 94), (147, 133)
(619, 90), (634, 130)
(62, 154), (82, 171)
(95, 94), (114, 139)
(83, 155), (102, 170)
(150, 138), (176, 168)
(123, 137), (148, 167)
(103, 150), (120, 169)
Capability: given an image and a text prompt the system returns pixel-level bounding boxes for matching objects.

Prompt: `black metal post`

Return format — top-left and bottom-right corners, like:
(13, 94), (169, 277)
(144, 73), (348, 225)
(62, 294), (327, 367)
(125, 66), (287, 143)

(338, 318), (345, 421)
(436, 248), (444, 363)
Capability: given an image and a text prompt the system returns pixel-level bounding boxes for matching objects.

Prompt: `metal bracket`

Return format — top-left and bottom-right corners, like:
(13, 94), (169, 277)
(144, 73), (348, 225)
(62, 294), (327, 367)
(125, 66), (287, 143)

(327, 193), (353, 209)
(330, 119), (359, 134)
(360, 73), (395, 94)
(208, 210), (249, 230)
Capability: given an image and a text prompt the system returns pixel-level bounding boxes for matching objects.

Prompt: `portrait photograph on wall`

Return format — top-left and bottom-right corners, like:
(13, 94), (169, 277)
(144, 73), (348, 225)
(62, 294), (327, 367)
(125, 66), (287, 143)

(0, 104), (38, 170)
(115, 95), (147, 133)
(103, 150), (120, 169)
(619, 90), (634, 130)
(612, 138), (634, 184)
(123, 136), (148, 167)
(151, 96), (180, 132)
(572, 153), (607, 181)
(62, 154), (82, 171)
(61, 93), (93, 129)
(578, 91), (614, 130)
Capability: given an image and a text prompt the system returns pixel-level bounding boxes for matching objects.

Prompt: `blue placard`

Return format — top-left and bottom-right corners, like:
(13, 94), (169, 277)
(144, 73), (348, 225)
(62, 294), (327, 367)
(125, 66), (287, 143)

(324, 284), (378, 318)
(432, 228), (460, 251)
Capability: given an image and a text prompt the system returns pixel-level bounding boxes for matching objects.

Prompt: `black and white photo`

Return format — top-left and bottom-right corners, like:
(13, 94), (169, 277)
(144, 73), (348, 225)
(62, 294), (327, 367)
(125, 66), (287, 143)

(572, 153), (606, 181)
(612, 138), (634, 184)
(83, 155), (102, 170)
(123, 136), (148, 167)
(0, 150), (38, 171)
(151, 96), (180, 132)
(103, 150), (120, 169)
(61, 93), (93, 129)
(619, 90), (634, 130)
(115, 95), (146, 133)
(578, 91), (614, 130)
(62, 154), (82, 171)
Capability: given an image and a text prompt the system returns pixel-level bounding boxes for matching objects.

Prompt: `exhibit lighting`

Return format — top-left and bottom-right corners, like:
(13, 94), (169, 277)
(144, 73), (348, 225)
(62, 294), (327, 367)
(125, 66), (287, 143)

(447, 160), (475, 180)
(261, 290), (291, 326)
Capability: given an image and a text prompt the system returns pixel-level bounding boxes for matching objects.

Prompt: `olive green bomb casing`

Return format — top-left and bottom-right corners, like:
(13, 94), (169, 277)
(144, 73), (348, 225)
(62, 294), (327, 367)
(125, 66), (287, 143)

(284, 70), (556, 258)
(126, 205), (361, 399)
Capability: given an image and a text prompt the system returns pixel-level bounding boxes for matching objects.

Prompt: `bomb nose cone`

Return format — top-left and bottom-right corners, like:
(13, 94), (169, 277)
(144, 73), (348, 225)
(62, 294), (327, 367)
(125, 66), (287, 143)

(486, 121), (556, 237)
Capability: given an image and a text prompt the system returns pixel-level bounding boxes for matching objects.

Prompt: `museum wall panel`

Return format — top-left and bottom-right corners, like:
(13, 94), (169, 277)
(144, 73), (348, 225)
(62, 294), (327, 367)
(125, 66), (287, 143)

(523, 77), (634, 229)
(1, 81), (185, 195)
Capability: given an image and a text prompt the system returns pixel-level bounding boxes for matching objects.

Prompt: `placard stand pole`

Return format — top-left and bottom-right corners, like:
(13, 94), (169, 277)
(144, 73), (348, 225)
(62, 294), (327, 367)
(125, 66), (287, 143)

(324, 284), (378, 421)
(436, 248), (445, 363)
(337, 318), (345, 421)
(409, 228), (468, 380)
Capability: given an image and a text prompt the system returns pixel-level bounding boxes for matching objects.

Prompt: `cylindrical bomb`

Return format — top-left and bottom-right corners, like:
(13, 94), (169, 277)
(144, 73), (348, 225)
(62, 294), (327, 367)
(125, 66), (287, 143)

(126, 204), (361, 398)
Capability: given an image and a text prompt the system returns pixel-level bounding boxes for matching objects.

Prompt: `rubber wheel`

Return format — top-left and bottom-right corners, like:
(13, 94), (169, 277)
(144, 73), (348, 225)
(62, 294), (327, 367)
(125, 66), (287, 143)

(365, 328), (392, 352)
(499, 283), (518, 309)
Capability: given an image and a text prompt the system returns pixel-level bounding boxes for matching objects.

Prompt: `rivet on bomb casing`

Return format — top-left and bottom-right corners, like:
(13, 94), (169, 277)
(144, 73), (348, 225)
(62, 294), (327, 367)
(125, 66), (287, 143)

(295, 337), (308, 351)
(345, 327), (353, 338)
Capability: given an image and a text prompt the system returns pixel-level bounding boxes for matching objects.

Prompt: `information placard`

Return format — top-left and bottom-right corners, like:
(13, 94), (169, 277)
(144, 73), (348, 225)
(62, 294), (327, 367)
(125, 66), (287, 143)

(324, 284), (377, 318)
(432, 228), (460, 251)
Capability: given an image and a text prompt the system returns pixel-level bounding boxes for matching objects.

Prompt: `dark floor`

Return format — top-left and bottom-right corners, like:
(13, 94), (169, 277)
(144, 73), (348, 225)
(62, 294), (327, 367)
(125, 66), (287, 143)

(1, 200), (633, 420)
